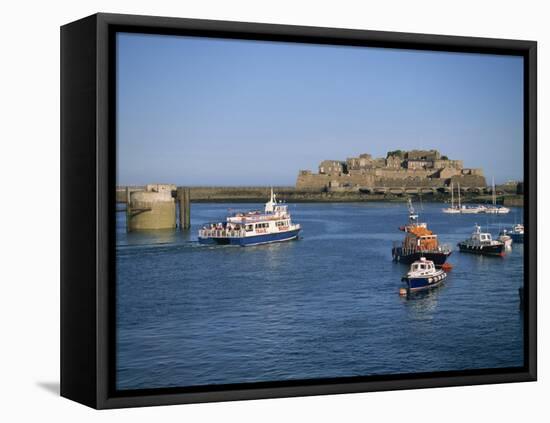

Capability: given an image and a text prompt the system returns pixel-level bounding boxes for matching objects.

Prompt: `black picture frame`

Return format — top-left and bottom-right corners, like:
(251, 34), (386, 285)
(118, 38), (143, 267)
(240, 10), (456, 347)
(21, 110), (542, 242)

(60, 12), (537, 409)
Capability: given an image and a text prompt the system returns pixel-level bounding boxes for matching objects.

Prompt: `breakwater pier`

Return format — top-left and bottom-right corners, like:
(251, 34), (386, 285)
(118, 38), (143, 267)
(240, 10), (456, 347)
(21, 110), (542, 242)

(117, 184), (523, 205)
(117, 184), (523, 231)
(122, 184), (190, 231)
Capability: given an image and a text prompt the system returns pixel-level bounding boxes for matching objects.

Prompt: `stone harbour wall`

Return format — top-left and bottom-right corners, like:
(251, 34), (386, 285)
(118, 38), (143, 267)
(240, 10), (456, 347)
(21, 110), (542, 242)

(116, 185), (523, 206)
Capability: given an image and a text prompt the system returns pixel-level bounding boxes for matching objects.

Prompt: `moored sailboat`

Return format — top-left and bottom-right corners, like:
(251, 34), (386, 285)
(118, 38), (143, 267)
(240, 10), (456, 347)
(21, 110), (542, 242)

(442, 182), (461, 214)
(443, 182), (486, 214)
(484, 177), (510, 214)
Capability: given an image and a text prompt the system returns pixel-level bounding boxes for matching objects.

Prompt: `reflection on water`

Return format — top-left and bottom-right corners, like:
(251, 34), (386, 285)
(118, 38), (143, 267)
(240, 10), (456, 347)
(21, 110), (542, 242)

(403, 287), (444, 319)
(116, 202), (524, 390)
(121, 229), (179, 246)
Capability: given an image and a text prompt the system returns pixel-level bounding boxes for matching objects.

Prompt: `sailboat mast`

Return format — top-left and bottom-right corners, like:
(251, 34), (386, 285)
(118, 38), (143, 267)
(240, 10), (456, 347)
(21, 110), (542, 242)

(493, 176), (497, 207)
(451, 182), (454, 208)
(458, 182), (461, 209)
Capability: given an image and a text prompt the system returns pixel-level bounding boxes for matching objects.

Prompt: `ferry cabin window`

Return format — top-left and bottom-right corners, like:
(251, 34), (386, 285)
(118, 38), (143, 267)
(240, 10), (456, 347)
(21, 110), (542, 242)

(245, 225), (253, 232)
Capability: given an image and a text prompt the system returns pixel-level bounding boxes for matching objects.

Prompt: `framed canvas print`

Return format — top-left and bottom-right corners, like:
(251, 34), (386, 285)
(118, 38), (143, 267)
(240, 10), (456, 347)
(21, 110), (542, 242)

(60, 13), (537, 409)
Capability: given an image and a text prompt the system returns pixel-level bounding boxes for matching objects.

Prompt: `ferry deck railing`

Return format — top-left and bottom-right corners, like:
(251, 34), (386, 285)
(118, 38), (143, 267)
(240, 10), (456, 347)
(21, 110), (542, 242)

(199, 223), (300, 239)
(199, 228), (247, 238)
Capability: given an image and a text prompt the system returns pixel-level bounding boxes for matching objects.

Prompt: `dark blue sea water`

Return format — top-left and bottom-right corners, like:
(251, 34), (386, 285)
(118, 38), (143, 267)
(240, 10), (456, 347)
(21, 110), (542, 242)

(116, 202), (524, 390)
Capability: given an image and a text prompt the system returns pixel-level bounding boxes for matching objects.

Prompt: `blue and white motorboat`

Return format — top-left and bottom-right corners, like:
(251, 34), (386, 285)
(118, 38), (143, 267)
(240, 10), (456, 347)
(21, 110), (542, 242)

(401, 257), (447, 293)
(509, 223), (524, 243)
(198, 189), (301, 246)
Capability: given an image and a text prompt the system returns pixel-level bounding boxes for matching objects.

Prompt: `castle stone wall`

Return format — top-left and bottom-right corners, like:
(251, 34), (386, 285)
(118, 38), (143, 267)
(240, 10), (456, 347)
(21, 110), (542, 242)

(296, 172), (332, 189)
(297, 149), (486, 191)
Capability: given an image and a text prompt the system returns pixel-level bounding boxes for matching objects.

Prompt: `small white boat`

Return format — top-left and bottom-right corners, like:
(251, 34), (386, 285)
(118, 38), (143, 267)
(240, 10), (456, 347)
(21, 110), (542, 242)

(442, 182), (461, 214)
(483, 177), (510, 214)
(509, 224), (524, 243)
(498, 229), (513, 250)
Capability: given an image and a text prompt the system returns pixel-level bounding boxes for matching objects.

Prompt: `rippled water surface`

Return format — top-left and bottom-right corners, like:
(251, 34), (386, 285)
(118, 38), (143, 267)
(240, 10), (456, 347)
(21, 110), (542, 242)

(116, 202), (524, 390)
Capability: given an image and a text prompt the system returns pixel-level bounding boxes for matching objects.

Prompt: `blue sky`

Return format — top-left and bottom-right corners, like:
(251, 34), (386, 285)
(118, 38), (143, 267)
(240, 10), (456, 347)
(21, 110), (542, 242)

(117, 33), (524, 186)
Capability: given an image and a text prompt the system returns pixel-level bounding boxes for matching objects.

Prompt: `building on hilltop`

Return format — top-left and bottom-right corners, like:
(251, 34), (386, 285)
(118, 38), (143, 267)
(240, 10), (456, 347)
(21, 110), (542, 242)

(296, 149), (486, 192)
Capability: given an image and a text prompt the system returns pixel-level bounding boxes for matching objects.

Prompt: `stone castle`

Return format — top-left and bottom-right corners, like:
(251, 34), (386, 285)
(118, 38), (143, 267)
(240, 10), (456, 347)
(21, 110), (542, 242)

(296, 149), (486, 192)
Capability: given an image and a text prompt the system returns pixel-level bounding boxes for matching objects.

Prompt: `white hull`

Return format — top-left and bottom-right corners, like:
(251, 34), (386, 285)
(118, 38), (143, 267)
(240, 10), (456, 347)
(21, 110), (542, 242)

(483, 207), (510, 214)
(460, 207), (486, 214)
(442, 206), (486, 214)
(502, 238), (512, 249)
(485, 177), (509, 214)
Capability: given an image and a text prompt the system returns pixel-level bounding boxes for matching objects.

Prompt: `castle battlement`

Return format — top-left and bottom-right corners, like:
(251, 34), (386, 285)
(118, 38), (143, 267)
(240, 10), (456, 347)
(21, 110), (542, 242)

(297, 150), (486, 191)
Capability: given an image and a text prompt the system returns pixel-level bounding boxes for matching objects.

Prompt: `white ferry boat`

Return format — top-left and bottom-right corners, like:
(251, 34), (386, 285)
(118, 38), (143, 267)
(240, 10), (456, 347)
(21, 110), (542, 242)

(198, 189), (301, 246)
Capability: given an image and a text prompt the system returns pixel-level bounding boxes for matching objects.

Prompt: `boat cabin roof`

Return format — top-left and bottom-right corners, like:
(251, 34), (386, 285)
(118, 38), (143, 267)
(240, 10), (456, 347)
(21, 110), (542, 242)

(412, 262), (434, 270)
(411, 258), (435, 271)
(473, 232), (492, 241)
(471, 224), (492, 240)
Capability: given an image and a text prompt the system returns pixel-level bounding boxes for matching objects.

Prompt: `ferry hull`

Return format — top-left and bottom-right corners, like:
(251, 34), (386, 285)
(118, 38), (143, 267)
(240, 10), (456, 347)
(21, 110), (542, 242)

(199, 229), (300, 246)
(392, 248), (451, 266)
(457, 242), (505, 256)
